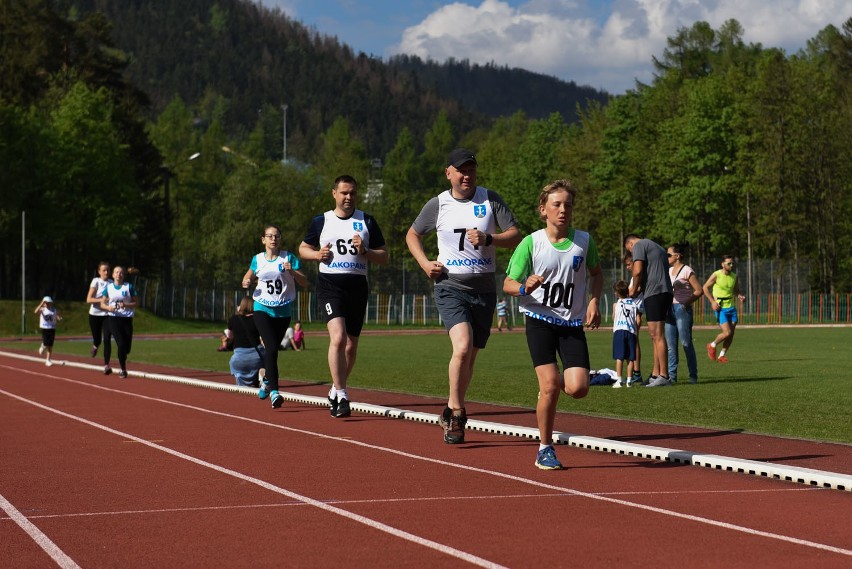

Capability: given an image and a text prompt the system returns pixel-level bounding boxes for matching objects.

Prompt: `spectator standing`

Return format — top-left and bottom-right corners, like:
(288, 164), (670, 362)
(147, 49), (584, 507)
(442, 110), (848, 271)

(407, 148), (521, 444)
(703, 255), (746, 364)
(496, 297), (511, 331)
(624, 234), (673, 387)
(243, 224), (308, 409)
(299, 175), (387, 418)
(227, 296), (265, 387)
(85, 262), (112, 361)
(34, 296), (61, 367)
(623, 252), (644, 384)
(503, 179), (602, 470)
(99, 266), (137, 378)
(611, 281), (639, 388)
(666, 244), (704, 383)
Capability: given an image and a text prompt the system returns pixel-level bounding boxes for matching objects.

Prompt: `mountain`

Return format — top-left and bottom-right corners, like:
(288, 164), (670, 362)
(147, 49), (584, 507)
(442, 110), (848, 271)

(65, 0), (608, 157)
(388, 54), (609, 122)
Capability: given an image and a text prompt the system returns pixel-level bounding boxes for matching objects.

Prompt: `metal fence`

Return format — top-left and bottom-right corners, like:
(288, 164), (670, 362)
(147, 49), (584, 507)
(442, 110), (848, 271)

(133, 275), (852, 326)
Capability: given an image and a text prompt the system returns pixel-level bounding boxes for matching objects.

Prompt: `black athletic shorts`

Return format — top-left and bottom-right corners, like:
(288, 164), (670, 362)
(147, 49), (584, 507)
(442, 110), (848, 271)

(40, 328), (56, 347)
(317, 273), (369, 337)
(643, 292), (673, 322)
(525, 316), (590, 369)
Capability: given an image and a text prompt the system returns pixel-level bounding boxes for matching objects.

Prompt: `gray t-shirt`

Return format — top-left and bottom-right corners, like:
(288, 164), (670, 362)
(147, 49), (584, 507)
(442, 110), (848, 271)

(631, 239), (673, 298)
(411, 188), (516, 293)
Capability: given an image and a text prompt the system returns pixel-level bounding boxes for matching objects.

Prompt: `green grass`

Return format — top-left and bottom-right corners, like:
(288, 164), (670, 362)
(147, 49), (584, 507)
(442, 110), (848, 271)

(2, 302), (850, 444)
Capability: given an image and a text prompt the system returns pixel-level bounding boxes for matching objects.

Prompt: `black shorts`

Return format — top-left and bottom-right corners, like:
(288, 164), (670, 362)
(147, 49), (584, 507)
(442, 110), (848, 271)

(643, 292), (673, 322)
(525, 317), (590, 369)
(40, 328), (56, 347)
(317, 273), (369, 337)
(434, 285), (496, 350)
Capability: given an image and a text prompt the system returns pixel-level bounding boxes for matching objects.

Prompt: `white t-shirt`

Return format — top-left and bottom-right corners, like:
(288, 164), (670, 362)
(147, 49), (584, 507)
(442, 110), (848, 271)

(318, 210), (370, 276)
(670, 264), (696, 305)
(102, 282), (136, 318)
(515, 229), (591, 327)
(250, 252), (297, 308)
(38, 306), (58, 330)
(435, 186), (498, 275)
(88, 277), (111, 316)
(613, 298), (639, 334)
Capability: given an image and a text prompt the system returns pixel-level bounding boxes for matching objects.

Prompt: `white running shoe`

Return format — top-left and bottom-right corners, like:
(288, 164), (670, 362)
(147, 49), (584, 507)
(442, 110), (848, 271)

(45, 360), (53, 367)
(646, 375), (672, 387)
(611, 380), (623, 389)
(38, 344), (45, 355)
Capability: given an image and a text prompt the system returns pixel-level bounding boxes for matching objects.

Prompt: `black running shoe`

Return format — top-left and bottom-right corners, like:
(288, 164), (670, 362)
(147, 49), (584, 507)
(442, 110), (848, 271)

(334, 398), (351, 418)
(441, 408), (467, 444)
(270, 391), (284, 409)
(104, 366), (112, 375)
(119, 370), (128, 379)
(328, 395), (338, 416)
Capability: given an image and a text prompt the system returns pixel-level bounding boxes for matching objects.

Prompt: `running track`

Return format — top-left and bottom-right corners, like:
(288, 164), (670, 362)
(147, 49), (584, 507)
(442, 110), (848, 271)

(1, 351), (850, 568)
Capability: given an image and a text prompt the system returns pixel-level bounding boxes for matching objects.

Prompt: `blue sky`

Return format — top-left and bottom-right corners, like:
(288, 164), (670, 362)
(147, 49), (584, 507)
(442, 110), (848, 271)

(256, 0), (847, 94)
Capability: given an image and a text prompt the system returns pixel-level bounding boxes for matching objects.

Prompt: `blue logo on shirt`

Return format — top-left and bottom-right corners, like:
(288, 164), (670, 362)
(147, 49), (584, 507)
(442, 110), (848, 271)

(572, 256), (584, 271)
(353, 221), (364, 231)
(473, 204), (486, 218)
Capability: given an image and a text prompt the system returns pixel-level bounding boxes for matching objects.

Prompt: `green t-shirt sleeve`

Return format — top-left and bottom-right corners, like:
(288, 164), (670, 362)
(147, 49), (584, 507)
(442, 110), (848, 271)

(506, 235), (534, 282)
(587, 234), (599, 270)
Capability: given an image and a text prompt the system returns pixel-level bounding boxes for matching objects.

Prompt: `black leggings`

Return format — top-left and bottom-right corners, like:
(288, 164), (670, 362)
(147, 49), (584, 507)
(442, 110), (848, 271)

(109, 317), (133, 371)
(252, 312), (290, 391)
(89, 315), (112, 363)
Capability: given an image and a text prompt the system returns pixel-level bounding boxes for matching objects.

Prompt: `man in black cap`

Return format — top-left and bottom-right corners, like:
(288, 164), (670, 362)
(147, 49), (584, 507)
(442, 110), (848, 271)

(406, 148), (521, 444)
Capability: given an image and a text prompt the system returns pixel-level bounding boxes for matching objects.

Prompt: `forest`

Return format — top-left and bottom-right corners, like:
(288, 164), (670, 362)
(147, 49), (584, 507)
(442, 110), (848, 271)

(1, 1), (850, 300)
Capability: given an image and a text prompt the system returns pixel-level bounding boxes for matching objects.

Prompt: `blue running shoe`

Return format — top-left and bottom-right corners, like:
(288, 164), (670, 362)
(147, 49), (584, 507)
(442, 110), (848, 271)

(535, 446), (563, 470)
(270, 391), (284, 409)
(258, 379), (270, 400)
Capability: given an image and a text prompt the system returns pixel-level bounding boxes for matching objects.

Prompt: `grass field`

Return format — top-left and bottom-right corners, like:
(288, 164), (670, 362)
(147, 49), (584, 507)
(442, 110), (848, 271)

(3, 299), (850, 445)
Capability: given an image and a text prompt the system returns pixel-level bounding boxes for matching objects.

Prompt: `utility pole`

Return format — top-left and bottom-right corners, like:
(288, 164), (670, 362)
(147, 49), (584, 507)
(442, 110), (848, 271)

(21, 211), (25, 335)
(281, 104), (288, 164)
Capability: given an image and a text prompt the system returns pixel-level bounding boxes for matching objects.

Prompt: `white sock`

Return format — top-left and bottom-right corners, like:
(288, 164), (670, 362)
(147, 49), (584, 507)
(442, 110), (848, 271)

(719, 350), (726, 357)
(337, 389), (349, 401)
(711, 341), (717, 348)
(614, 376), (623, 382)
(328, 386), (337, 399)
(539, 443), (552, 452)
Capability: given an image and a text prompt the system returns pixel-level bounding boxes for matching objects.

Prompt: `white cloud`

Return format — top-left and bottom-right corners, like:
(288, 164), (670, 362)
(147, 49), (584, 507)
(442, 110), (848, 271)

(392, 0), (848, 93)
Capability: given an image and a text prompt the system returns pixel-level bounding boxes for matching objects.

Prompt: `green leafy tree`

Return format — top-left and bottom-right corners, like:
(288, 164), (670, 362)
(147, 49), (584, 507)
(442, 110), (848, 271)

(420, 110), (455, 193)
(499, 113), (568, 235)
(313, 117), (370, 200)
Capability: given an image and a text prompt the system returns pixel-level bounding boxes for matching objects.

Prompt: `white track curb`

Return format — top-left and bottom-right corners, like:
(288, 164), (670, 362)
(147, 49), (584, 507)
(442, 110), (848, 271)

(3, 351), (849, 492)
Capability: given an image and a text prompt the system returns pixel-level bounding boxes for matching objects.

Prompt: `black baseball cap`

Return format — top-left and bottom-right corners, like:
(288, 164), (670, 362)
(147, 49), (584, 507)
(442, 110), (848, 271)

(446, 148), (477, 168)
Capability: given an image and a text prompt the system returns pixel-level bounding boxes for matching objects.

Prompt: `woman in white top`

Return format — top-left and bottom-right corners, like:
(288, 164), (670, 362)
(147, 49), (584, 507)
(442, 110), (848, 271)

(665, 243), (704, 383)
(241, 224), (307, 409)
(99, 266), (138, 378)
(86, 262), (113, 362)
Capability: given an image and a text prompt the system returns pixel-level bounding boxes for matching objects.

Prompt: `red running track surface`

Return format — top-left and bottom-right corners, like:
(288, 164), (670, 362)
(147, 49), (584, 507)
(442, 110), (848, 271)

(1, 354), (850, 568)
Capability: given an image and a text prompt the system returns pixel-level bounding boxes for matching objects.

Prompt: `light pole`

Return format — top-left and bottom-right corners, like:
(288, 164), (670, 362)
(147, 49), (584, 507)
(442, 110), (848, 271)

(163, 152), (200, 289)
(281, 104), (288, 164)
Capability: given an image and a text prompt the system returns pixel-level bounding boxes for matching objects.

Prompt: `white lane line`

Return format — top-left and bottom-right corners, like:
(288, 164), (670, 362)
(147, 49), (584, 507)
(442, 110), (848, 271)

(0, 493), (82, 569)
(0, 388), (507, 569)
(3, 349), (849, 493)
(4, 487), (823, 522)
(3, 368), (852, 559)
